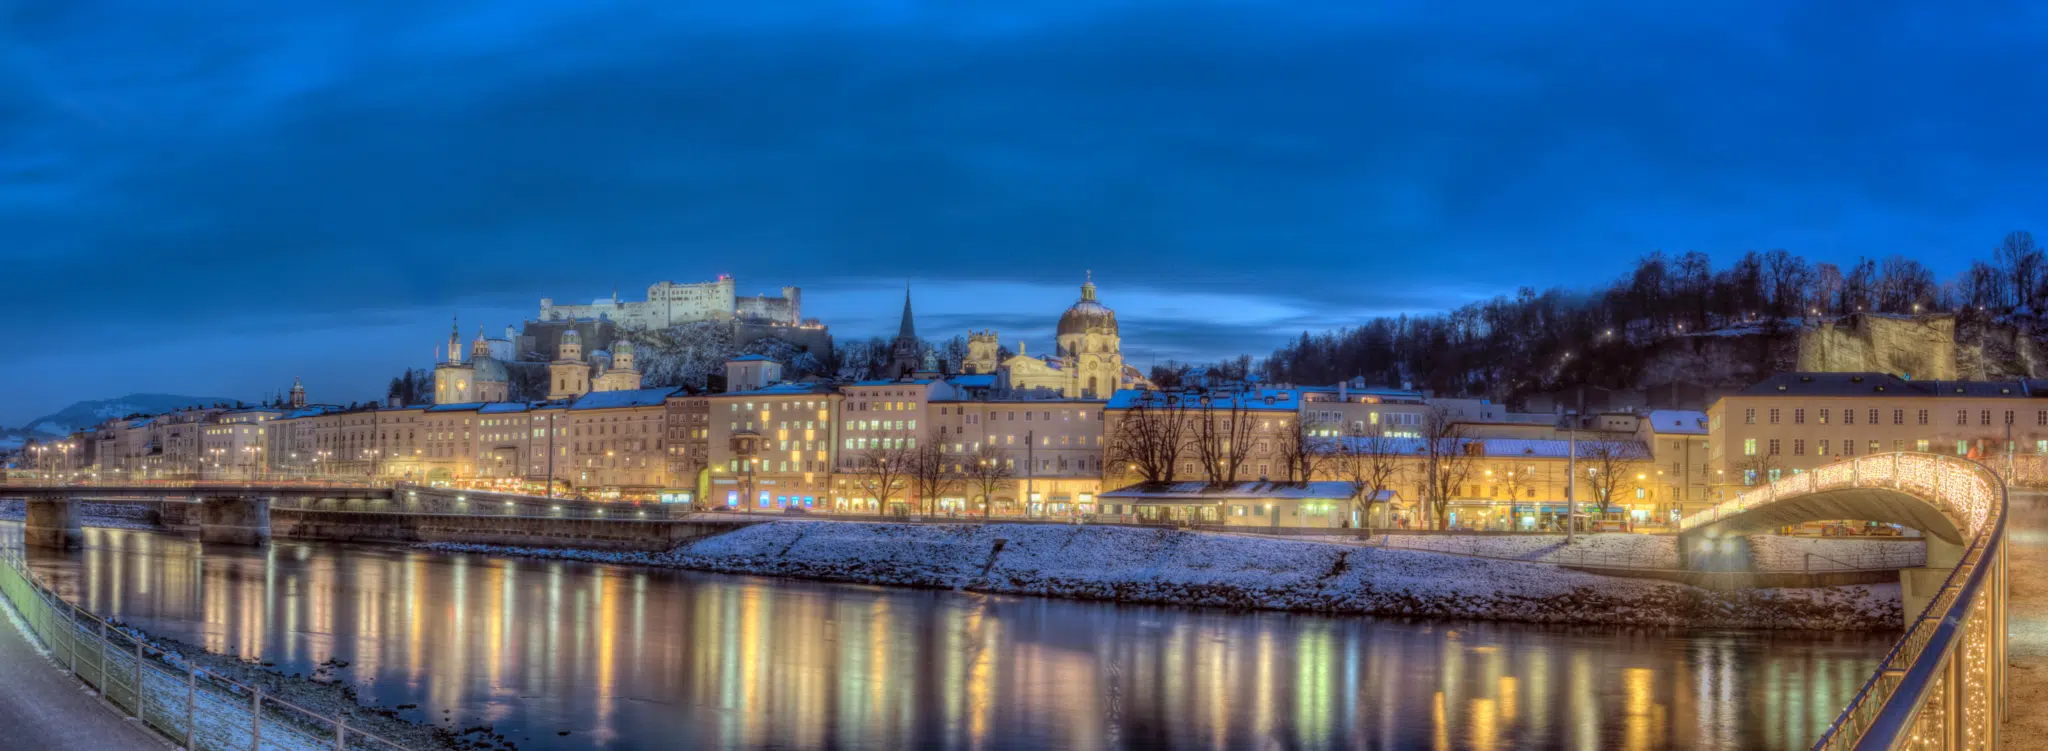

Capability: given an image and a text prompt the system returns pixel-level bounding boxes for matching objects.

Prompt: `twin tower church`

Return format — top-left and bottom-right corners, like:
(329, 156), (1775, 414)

(432, 321), (645, 405)
(434, 274), (1147, 403)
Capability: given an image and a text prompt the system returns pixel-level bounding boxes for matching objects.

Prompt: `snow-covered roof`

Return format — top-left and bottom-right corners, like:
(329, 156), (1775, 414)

(1099, 481), (1364, 501)
(1646, 409), (1708, 435)
(570, 387), (681, 410)
(1107, 388), (1302, 411)
(1321, 435), (1649, 459)
(478, 402), (532, 414)
(851, 379), (936, 387)
(947, 374), (998, 389)
(727, 354), (780, 363)
(427, 402), (488, 413)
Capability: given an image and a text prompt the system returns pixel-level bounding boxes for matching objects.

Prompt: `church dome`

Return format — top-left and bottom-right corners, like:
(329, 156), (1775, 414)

(472, 355), (509, 382)
(1057, 276), (1118, 337)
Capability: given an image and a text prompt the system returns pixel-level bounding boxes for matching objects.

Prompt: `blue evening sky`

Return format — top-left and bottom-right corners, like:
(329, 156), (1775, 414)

(1, 1), (2043, 424)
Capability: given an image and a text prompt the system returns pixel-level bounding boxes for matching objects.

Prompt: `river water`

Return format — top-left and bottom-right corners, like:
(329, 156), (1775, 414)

(0, 524), (1892, 750)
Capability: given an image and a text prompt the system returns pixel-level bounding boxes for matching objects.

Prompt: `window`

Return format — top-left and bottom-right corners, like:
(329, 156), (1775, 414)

(1842, 440), (1854, 457)
(1957, 440), (1969, 456)
(1818, 408), (1830, 425)
(1769, 408), (1781, 425)
(1916, 439), (1930, 452)
(1743, 438), (1756, 456)
(1743, 408), (1756, 425)
(1843, 409), (1855, 425)
(1981, 410), (1993, 427)
(1793, 439), (1805, 456)
(1957, 410), (1969, 426)
(1818, 440), (1829, 456)
(1792, 409), (1804, 425)
(1768, 438), (1781, 455)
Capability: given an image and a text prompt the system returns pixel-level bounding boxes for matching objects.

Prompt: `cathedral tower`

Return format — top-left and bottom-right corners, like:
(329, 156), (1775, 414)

(888, 286), (922, 379)
(549, 328), (590, 399)
(964, 330), (1000, 375)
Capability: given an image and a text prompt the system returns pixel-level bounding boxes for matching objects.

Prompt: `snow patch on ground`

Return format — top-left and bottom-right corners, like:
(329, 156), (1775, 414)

(423, 522), (1904, 630)
(1749, 535), (1927, 570)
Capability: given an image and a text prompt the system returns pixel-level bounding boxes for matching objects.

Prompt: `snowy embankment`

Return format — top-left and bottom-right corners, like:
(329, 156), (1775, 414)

(1279, 532), (1925, 572)
(1749, 534), (1927, 570)
(0, 499), (163, 531)
(423, 522), (1902, 631)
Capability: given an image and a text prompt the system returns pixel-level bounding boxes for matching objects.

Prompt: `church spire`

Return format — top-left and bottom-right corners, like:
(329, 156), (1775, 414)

(897, 283), (917, 339)
(888, 283), (921, 378)
(447, 315), (462, 364)
(1081, 271), (1097, 302)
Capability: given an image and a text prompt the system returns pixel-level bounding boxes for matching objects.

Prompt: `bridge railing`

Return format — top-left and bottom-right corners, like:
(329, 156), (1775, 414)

(1680, 452), (1998, 541)
(1691, 453), (2007, 751)
(0, 549), (415, 750)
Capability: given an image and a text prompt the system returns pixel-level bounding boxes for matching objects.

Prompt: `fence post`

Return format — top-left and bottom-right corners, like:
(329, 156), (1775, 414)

(68, 601), (78, 676)
(187, 664), (197, 750)
(134, 638), (144, 718)
(253, 685), (263, 750)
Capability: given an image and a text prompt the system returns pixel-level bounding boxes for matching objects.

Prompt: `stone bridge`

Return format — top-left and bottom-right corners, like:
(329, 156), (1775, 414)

(1677, 453), (2008, 750)
(1, 483), (755, 553)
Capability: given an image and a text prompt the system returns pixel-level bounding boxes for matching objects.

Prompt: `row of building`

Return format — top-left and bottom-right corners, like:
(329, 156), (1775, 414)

(18, 274), (2048, 531)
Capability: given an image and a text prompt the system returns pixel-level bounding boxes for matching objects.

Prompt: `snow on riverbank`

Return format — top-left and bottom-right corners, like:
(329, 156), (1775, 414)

(1271, 531), (1925, 572)
(422, 522), (1903, 631)
(1750, 534), (1926, 570)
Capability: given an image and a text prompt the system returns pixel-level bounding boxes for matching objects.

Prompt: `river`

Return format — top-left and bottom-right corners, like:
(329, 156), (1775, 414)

(0, 523), (1893, 750)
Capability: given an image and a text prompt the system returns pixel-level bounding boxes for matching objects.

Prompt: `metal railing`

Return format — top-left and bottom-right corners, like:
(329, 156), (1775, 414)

(1689, 453), (2011, 751)
(0, 549), (413, 750)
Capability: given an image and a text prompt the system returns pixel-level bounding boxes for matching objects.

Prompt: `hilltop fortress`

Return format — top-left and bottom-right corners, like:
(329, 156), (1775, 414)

(540, 276), (803, 329)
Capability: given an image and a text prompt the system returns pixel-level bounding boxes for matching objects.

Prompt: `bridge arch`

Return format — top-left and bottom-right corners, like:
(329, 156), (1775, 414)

(1679, 453), (1996, 549)
(1679, 453), (2008, 750)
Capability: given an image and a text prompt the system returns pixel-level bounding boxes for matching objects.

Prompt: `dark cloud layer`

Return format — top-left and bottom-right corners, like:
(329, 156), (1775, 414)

(2, 0), (2044, 422)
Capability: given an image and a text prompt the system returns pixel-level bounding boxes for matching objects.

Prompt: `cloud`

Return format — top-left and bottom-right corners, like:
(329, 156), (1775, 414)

(3, 0), (2045, 419)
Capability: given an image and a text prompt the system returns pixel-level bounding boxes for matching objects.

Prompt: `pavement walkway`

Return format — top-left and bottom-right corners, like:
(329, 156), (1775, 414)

(2005, 488), (2048, 748)
(0, 596), (166, 750)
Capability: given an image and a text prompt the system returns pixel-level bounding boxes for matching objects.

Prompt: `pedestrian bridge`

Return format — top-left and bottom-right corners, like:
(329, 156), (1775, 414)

(1677, 453), (2008, 750)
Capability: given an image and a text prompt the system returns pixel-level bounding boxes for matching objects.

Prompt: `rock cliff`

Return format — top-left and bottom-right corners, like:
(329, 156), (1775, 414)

(1796, 314), (1957, 380)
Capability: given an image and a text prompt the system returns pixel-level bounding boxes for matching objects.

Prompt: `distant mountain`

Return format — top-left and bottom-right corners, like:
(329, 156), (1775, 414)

(12, 393), (240, 438)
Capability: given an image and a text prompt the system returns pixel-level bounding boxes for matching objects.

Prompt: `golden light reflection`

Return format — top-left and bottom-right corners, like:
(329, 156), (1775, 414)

(1, 523), (1900, 751)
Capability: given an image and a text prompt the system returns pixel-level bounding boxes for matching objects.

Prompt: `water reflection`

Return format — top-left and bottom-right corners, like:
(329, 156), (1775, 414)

(1, 524), (1890, 750)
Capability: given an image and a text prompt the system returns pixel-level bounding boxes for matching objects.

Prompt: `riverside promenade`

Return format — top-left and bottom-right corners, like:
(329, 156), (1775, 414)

(0, 597), (165, 749)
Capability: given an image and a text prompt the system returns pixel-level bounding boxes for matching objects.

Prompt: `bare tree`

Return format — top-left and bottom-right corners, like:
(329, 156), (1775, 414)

(1418, 406), (1477, 529)
(1106, 391), (1191, 483)
(1579, 440), (1650, 511)
(1333, 421), (1406, 532)
(1496, 461), (1536, 506)
(1190, 388), (1257, 482)
(962, 442), (1015, 520)
(851, 440), (912, 515)
(1734, 452), (1784, 490)
(907, 427), (953, 516)
(1274, 415), (1328, 482)
(1996, 230), (2043, 312)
